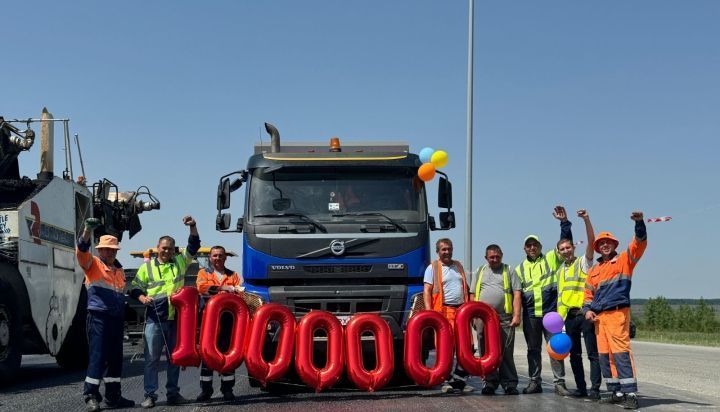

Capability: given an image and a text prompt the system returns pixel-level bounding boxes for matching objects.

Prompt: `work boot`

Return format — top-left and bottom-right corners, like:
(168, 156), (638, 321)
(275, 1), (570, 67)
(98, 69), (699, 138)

(140, 397), (155, 409)
(104, 396), (135, 409)
(222, 391), (236, 402)
(481, 385), (496, 395)
(166, 393), (188, 405)
(622, 393), (639, 410)
(587, 389), (601, 400)
(441, 383), (459, 394)
(599, 392), (625, 404)
(196, 390), (213, 402)
(86, 399), (100, 412)
(522, 381), (543, 394)
(462, 384), (474, 394)
(504, 387), (520, 395)
(570, 389), (588, 397)
(555, 383), (571, 396)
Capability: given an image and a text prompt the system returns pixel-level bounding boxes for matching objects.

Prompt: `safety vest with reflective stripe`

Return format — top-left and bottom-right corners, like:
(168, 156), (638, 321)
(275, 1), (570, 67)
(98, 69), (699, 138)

(131, 249), (192, 321)
(473, 264), (513, 314)
(431, 259), (469, 311)
(76, 247), (126, 317)
(516, 250), (562, 318)
(557, 257), (587, 319)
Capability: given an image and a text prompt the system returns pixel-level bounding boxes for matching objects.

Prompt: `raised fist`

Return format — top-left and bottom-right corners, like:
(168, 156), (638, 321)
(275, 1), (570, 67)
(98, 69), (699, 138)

(630, 211), (644, 221)
(577, 209), (589, 219)
(84, 218), (101, 231)
(182, 215), (196, 227)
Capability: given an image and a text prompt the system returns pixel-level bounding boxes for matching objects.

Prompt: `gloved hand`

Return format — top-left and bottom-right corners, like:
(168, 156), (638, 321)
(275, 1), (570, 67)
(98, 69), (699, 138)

(84, 218), (101, 231)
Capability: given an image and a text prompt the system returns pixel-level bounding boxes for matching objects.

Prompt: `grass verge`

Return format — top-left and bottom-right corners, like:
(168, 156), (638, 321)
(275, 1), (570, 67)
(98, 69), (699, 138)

(634, 330), (720, 347)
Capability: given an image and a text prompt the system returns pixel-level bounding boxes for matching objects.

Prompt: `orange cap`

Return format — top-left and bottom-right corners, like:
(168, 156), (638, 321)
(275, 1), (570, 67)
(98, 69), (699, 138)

(594, 231), (619, 253)
(96, 235), (121, 250)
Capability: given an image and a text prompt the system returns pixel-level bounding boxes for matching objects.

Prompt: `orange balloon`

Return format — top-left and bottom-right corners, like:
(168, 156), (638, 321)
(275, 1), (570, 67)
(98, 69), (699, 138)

(547, 343), (569, 360)
(417, 163), (436, 182)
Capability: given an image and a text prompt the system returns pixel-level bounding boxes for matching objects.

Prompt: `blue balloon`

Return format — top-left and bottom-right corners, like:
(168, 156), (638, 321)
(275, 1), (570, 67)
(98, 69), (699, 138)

(549, 333), (572, 355)
(419, 147), (434, 164)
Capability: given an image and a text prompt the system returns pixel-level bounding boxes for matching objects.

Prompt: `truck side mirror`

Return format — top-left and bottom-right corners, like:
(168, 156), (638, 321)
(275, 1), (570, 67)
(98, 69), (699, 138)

(216, 212), (231, 231)
(438, 177), (452, 209)
(236, 217), (244, 232)
(217, 178), (231, 210)
(428, 216), (437, 230)
(439, 211), (455, 229)
(229, 178), (243, 192)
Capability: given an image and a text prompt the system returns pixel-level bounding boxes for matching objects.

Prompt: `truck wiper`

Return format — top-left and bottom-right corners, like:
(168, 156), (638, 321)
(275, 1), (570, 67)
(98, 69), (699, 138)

(332, 212), (407, 232)
(253, 213), (327, 233)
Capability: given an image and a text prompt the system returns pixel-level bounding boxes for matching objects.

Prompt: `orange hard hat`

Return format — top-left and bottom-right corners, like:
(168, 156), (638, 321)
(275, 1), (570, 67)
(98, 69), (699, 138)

(594, 231), (619, 253)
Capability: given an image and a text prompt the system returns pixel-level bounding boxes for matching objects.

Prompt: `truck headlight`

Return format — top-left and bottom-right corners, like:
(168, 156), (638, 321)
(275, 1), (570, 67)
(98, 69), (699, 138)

(408, 292), (425, 319)
(241, 292), (264, 314)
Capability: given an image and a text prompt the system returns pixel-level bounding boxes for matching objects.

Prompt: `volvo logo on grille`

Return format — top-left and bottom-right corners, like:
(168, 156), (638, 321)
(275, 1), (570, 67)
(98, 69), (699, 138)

(270, 265), (296, 271)
(330, 239), (345, 256)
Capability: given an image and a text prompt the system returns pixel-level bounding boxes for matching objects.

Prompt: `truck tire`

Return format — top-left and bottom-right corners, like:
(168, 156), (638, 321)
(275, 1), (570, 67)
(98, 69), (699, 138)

(0, 279), (23, 386)
(55, 286), (89, 370)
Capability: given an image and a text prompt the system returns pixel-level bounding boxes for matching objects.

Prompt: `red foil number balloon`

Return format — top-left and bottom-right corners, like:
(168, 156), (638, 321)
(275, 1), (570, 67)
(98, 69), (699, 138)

(199, 293), (250, 374)
(345, 313), (394, 392)
(454, 302), (502, 378)
(170, 286), (200, 367)
(295, 311), (345, 392)
(245, 303), (297, 386)
(403, 310), (454, 387)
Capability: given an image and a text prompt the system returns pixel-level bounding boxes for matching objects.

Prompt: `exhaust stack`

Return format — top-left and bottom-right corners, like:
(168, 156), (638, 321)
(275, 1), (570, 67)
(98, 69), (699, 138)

(38, 107), (54, 180)
(265, 122), (280, 153)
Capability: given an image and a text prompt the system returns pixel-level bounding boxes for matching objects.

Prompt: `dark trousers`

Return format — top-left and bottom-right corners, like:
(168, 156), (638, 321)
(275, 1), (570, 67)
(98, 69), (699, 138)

(84, 311), (124, 402)
(523, 314), (565, 384)
(199, 310), (235, 393)
(565, 309), (601, 392)
(478, 315), (518, 391)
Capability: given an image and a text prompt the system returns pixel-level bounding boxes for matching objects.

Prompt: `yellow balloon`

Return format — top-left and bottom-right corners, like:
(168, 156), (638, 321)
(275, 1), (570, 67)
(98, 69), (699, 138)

(430, 150), (448, 168)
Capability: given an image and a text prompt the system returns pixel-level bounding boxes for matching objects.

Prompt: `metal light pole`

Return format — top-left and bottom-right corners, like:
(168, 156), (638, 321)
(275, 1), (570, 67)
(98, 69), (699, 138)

(465, 0), (474, 273)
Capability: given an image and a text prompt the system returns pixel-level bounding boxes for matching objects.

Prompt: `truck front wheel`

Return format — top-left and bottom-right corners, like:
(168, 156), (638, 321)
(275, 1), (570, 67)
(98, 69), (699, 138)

(55, 286), (89, 370)
(0, 279), (23, 386)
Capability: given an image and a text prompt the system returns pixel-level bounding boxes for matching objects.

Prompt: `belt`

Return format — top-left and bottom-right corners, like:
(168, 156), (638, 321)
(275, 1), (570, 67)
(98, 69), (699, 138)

(603, 304), (629, 311)
(568, 308), (583, 317)
(443, 304), (462, 308)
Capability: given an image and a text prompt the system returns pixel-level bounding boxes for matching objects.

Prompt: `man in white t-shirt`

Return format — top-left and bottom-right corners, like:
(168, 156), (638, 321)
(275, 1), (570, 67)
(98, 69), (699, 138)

(557, 209), (601, 400)
(423, 238), (472, 394)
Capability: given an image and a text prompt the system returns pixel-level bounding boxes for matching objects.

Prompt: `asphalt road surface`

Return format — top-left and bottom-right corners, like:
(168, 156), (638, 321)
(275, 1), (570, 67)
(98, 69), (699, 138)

(1, 338), (718, 412)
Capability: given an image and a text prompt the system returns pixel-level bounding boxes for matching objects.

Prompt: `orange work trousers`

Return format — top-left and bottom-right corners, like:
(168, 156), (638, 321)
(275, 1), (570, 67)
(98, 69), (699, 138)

(595, 307), (637, 393)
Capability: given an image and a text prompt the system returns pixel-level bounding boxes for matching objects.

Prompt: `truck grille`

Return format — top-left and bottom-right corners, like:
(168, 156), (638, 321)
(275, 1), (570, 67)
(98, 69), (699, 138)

(303, 265), (372, 274)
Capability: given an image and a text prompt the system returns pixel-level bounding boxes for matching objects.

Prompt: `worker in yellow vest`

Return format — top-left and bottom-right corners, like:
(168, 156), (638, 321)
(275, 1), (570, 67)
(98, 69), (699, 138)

(469, 244), (521, 395)
(556, 209), (601, 400)
(517, 206), (571, 396)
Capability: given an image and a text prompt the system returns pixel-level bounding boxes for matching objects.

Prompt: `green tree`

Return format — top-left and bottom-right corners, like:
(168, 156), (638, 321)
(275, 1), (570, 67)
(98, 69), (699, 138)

(644, 296), (674, 330)
(694, 297), (719, 333)
(674, 304), (694, 332)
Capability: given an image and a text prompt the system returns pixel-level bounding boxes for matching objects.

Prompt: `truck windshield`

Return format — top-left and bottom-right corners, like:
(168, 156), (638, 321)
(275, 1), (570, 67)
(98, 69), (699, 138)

(248, 167), (426, 223)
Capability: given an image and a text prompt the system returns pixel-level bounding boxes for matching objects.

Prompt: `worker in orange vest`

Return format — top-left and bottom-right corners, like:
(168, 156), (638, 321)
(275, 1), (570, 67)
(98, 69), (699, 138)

(195, 245), (244, 402)
(583, 211), (647, 409)
(423, 238), (472, 394)
(76, 218), (134, 411)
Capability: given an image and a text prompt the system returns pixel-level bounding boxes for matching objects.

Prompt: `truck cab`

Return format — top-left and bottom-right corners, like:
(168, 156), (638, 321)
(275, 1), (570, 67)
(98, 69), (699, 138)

(216, 125), (454, 378)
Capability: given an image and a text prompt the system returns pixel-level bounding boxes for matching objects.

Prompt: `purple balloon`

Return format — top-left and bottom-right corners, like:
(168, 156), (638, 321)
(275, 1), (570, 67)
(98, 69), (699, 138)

(543, 311), (564, 334)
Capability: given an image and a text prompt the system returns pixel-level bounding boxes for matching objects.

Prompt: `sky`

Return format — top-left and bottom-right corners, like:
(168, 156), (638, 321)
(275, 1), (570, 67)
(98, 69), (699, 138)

(3, 1), (718, 298)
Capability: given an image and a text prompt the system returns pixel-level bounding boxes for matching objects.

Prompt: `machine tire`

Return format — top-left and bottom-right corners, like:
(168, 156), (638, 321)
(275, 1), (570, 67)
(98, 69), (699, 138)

(55, 286), (89, 370)
(0, 279), (23, 386)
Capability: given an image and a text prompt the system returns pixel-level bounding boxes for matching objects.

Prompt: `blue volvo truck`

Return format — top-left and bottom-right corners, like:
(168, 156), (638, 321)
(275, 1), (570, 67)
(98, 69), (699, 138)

(215, 123), (454, 381)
